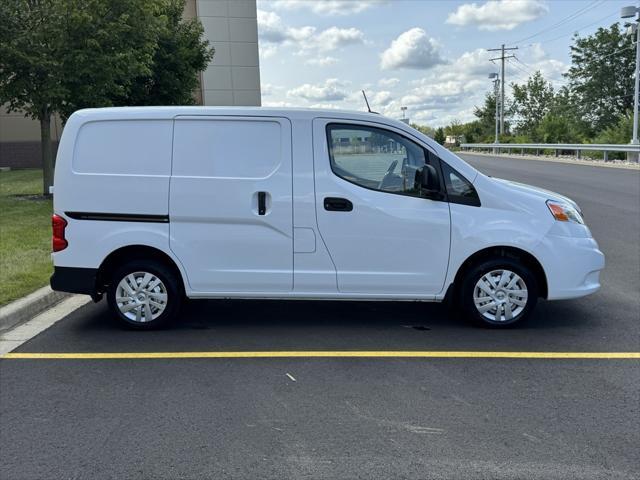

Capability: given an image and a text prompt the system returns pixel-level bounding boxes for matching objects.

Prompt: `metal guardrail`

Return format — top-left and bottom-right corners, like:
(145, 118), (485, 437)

(460, 143), (640, 161)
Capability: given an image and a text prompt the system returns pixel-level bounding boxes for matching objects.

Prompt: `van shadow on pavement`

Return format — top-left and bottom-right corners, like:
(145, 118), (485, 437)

(15, 294), (605, 355)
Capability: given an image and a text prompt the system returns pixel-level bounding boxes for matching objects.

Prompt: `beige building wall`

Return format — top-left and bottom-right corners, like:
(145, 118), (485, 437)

(0, 106), (62, 143)
(0, 0), (260, 167)
(197, 0), (261, 106)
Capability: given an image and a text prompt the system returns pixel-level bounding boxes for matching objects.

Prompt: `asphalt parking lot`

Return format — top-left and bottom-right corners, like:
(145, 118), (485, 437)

(1, 154), (639, 479)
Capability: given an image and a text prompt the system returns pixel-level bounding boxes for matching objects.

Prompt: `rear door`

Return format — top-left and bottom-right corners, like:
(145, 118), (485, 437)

(312, 119), (451, 296)
(170, 116), (293, 293)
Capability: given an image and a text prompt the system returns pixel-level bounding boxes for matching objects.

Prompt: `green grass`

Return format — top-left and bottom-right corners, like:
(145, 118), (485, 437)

(0, 169), (53, 306)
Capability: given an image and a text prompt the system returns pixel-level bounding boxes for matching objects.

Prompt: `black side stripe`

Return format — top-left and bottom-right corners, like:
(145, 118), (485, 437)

(65, 212), (169, 223)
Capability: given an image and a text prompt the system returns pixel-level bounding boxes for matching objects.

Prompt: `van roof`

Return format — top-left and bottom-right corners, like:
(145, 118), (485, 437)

(70, 106), (392, 123)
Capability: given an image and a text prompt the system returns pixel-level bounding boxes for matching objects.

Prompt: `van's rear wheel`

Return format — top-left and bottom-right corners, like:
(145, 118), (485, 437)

(460, 258), (537, 328)
(107, 260), (182, 329)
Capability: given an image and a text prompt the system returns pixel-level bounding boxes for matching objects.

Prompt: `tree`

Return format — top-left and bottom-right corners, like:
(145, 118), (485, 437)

(472, 91), (504, 140)
(511, 71), (555, 136)
(535, 114), (573, 143)
(0, 0), (162, 194)
(0, 0), (213, 195)
(444, 119), (464, 138)
(410, 123), (436, 138)
(565, 23), (635, 135)
(545, 86), (587, 141)
(594, 113), (633, 144)
(434, 127), (445, 145)
(124, 0), (214, 106)
(461, 120), (483, 143)
(1, 0), (65, 194)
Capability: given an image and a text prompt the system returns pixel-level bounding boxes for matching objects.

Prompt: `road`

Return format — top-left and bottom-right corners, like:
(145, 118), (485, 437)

(1, 154), (639, 479)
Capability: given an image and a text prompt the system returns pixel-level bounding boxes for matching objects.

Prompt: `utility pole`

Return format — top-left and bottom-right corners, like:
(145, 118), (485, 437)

(488, 44), (518, 134)
(622, 4), (639, 161)
(633, 21), (639, 146)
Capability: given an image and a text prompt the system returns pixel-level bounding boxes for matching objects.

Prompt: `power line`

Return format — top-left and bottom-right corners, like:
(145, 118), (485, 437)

(513, 56), (566, 81)
(506, 58), (569, 86)
(511, 0), (606, 45)
(578, 92), (635, 109)
(573, 43), (635, 61)
(504, 63), (530, 83)
(507, 58), (545, 81)
(519, 11), (620, 48)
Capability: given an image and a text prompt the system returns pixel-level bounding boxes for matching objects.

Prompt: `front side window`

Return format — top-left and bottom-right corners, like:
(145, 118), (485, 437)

(441, 162), (481, 206)
(327, 124), (433, 198)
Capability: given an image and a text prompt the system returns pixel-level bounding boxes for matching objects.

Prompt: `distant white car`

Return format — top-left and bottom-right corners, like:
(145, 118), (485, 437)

(50, 107), (604, 329)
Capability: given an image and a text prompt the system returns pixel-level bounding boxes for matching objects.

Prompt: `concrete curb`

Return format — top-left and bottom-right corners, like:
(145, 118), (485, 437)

(0, 286), (70, 334)
(458, 151), (640, 170)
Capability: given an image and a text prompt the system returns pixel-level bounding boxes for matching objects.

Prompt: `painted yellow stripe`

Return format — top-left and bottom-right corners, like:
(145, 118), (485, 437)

(2, 351), (640, 360)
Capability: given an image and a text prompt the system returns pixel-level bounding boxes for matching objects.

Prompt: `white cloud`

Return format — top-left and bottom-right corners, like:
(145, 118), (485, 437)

(305, 56), (339, 66)
(427, 48), (496, 83)
(413, 107), (478, 127)
(262, 100), (298, 108)
(371, 90), (393, 106)
(261, 83), (274, 96)
(261, 83), (286, 96)
(257, 9), (289, 43)
(257, 10), (315, 44)
(390, 47), (497, 125)
(288, 78), (350, 101)
(380, 28), (445, 70)
(257, 9), (365, 59)
(446, 0), (549, 31)
(270, 0), (384, 16)
(396, 43), (567, 127)
(314, 27), (365, 52)
(309, 103), (342, 109)
(259, 43), (278, 59)
(378, 77), (400, 88)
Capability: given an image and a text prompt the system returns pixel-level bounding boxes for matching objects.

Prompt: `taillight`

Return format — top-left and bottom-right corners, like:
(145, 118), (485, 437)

(52, 214), (68, 252)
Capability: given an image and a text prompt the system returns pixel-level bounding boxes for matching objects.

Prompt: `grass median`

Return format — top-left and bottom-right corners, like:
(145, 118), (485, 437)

(0, 169), (52, 306)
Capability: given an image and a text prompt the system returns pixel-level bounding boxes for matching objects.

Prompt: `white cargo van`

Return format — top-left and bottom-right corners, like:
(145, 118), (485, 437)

(50, 107), (604, 329)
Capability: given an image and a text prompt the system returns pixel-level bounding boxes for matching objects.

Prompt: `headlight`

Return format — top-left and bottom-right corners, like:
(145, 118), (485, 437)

(546, 200), (584, 224)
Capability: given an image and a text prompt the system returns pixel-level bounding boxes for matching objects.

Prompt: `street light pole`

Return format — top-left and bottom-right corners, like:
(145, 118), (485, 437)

(489, 73), (499, 152)
(494, 78), (500, 143)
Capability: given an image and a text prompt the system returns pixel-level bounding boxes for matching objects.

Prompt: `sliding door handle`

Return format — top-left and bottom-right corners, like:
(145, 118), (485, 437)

(258, 191), (267, 215)
(324, 197), (353, 212)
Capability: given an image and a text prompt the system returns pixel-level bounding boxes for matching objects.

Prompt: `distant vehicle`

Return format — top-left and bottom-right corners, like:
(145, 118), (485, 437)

(50, 107), (604, 329)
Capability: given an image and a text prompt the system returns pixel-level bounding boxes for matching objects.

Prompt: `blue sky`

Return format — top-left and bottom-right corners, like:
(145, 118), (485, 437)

(256, 0), (632, 126)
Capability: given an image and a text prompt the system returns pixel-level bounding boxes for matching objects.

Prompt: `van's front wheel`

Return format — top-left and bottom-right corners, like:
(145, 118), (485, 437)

(107, 260), (182, 329)
(461, 258), (537, 328)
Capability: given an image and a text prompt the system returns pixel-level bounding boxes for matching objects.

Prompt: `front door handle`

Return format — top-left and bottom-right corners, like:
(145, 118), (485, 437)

(324, 197), (353, 212)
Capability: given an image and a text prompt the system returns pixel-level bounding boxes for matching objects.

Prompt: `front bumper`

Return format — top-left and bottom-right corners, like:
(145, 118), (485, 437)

(538, 234), (605, 300)
(50, 266), (98, 295)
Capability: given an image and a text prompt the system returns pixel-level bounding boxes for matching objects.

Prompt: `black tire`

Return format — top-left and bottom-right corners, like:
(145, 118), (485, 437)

(460, 257), (538, 328)
(106, 259), (182, 330)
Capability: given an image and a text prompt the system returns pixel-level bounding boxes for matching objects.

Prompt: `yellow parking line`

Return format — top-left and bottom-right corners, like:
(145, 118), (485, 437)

(2, 351), (640, 360)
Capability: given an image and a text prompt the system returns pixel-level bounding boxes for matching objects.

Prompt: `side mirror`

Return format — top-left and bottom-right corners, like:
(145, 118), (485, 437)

(416, 164), (442, 199)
